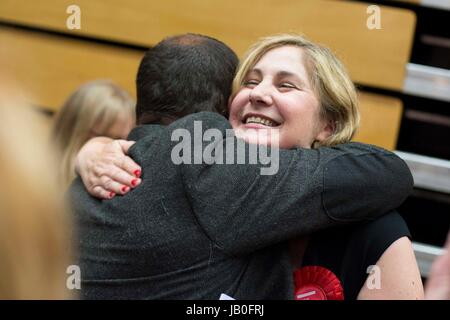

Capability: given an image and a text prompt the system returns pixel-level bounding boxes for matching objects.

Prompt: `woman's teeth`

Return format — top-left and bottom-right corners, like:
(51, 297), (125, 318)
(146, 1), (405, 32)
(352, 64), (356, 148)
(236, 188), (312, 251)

(245, 116), (276, 127)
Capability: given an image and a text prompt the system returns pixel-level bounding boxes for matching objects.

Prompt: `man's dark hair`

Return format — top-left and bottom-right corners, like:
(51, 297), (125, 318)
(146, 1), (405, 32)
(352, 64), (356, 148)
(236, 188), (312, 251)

(136, 34), (239, 124)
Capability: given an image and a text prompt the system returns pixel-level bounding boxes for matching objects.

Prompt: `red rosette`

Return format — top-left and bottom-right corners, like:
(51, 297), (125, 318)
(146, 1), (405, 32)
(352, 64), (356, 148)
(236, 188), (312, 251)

(293, 266), (344, 300)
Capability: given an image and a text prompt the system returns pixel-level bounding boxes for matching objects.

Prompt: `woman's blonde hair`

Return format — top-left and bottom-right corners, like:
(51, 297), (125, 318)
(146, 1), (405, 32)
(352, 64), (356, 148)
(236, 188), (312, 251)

(0, 99), (72, 299)
(51, 80), (135, 188)
(232, 34), (360, 147)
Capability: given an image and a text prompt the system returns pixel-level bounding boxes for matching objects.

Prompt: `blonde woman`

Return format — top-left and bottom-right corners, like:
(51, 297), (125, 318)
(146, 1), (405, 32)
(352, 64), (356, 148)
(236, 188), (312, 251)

(0, 98), (72, 299)
(71, 34), (419, 299)
(51, 80), (135, 189)
(228, 35), (423, 300)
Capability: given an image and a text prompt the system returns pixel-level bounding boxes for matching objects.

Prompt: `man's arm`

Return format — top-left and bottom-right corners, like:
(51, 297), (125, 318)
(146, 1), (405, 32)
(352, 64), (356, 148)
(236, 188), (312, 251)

(173, 112), (413, 255)
(75, 112), (413, 255)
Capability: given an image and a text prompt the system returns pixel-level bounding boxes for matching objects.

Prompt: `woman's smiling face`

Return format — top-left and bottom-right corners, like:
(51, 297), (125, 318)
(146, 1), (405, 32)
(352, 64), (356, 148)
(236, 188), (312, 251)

(229, 45), (332, 149)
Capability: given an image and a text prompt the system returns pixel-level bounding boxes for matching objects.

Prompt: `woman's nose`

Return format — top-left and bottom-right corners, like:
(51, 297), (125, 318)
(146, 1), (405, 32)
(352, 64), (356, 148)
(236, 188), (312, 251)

(249, 83), (273, 106)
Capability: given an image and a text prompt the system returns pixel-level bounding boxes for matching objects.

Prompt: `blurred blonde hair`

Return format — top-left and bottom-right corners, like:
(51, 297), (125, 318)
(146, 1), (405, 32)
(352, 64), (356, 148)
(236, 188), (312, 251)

(0, 93), (72, 299)
(51, 80), (135, 188)
(232, 34), (360, 147)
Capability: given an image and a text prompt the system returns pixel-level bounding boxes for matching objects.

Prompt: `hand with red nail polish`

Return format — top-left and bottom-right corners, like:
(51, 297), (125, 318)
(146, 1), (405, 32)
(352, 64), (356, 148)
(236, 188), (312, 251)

(75, 137), (142, 199)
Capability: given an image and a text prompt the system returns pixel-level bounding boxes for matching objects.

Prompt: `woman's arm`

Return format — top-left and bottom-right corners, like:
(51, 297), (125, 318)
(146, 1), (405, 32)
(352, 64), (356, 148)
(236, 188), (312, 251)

(75, 136), (141, 198)
(357, 237), (424, 300)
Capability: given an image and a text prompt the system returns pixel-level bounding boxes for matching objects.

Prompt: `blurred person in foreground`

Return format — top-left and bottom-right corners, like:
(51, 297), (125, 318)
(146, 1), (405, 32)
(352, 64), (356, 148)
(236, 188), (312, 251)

(0, 89), (72, 299)
(425, 231), (450, 300)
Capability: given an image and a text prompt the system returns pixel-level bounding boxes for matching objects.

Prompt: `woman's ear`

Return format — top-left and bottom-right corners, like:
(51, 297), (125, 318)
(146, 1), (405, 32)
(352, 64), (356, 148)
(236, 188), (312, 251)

(315, 119), (335, 142)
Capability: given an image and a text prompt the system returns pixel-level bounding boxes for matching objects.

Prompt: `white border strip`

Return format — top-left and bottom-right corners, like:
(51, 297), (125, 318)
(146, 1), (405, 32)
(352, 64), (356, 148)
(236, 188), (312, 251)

(413, 241), (444, 277)
(395, 151), (450, 194)
(403, 63), (450, 102)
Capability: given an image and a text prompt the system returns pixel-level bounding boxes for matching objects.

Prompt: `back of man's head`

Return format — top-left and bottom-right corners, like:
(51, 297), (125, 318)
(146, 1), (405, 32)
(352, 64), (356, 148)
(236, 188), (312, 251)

(136, 34), (239, 125)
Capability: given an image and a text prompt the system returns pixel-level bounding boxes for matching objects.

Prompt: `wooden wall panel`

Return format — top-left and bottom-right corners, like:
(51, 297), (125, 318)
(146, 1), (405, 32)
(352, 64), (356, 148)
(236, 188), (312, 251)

(355, 92), (403, 150)
(0, 27), (143, 111)
(0, 0), (416, 90)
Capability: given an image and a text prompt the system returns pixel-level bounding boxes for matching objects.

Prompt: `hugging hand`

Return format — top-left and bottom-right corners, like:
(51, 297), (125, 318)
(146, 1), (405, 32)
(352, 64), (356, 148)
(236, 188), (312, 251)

(75, 137), (142, 199)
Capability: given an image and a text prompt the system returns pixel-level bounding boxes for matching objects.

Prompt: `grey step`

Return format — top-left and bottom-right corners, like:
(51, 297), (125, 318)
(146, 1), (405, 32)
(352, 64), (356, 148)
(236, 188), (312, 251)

(403, 63), (450, 103)
(395, 151), (450, 194)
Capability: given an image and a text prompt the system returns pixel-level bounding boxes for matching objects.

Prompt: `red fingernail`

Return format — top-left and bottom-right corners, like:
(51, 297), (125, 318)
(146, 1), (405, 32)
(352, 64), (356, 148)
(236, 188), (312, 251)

(121, 186), (129, 193)
(131, 179), (139, 187)
(134, 170), (141, 178)
(109, 192), (115, 198)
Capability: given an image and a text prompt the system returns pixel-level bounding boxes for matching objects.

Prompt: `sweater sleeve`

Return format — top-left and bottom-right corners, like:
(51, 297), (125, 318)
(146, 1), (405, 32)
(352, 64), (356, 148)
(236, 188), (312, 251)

(170, 112), (413, 255)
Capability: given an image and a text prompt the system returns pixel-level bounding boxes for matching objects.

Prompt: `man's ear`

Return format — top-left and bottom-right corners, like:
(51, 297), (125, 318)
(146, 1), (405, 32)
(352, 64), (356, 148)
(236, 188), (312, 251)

(315, 119), (335, 142)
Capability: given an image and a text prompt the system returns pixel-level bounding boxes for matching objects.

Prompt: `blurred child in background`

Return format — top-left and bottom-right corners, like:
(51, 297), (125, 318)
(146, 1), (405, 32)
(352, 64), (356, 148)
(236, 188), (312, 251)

(51, 80), (135, 188)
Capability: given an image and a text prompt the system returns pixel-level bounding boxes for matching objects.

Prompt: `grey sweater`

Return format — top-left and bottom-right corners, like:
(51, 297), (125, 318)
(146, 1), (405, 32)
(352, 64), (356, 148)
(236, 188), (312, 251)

(70, 112), (413, 299)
